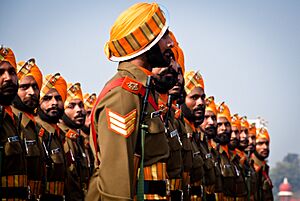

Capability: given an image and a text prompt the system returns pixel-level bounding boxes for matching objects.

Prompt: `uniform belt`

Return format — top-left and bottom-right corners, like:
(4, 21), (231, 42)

(190, 185), (203, 196)
(45, 181), (64, 196)
(144, 180), (167, 196)
(1, 175), (27, 187)
(169, 178), (182, 191)
(0, 187), (28, 199)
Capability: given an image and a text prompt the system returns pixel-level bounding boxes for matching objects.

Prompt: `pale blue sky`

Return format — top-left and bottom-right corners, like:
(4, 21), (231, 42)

(2, 0), (300, 167)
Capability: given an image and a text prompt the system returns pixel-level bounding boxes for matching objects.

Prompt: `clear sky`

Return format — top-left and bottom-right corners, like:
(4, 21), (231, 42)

(2, 0), (300, 167)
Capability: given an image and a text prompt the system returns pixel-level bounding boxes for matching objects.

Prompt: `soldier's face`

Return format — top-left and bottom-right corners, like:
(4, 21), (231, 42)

(18, 76), (40, 110)
(230, 126), (240, 149)
(247, 134), (256, 152)
(215, 117), (231, 144)
(201, 110), (217, 139)
(65, 99), (86, 127)
(185, 87), (206, 124)
(0, 61), (18, 105)
(40, 89), (64, 118)
(157, 30), (174, 64)
(239, 127), (249, 149)
(255, 138), (269, 159)
(85, 108), (92, 127)
(168, 64), (184, 99)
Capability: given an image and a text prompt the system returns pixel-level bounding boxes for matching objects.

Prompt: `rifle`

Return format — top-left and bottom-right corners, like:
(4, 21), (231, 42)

(136, 75), (152, 201)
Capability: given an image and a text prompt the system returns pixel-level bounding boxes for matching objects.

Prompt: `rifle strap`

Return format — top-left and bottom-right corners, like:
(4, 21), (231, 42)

(91, 76), (158, 165)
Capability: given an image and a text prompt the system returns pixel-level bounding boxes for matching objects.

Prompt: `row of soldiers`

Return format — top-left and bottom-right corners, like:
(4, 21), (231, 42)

(0, 2), (274, 201)
(84, 2), (274, 201)
(0, 46), (97, 200)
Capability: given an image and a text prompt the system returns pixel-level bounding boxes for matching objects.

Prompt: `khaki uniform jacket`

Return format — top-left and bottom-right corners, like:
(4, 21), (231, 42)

(12, 107), (45, 198)
(35, 116), (66, 197)
(0, 105), (27, 200)
(86, 62), (169, 201)
(58, 123), (90, 201)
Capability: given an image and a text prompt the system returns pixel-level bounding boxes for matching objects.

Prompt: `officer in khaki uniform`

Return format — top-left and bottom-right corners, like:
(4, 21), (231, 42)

(35, 73), (67, 201)
(251, 127), (273, 201)
(12, 58), (45, 200)
(181, 70), (208, 201)
(81, 93), (97, 175)
(86, 2), (177, 201)
(0, 46), (28, 200)
(58, 82), (90, 200)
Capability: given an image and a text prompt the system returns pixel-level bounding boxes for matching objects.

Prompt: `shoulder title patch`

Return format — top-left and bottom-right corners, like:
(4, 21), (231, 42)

(106, 108), (137, 138)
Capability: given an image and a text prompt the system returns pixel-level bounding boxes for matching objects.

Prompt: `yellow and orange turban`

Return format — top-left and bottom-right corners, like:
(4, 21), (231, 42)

(17, 59), (43, 89)
(65, 82), (84, 108)
(216, 102), (231, 123)
(184, 70), (204, 95)
(169, 31), (185, 74)
(256, 127), (270, 142)
(104, 2), (169, 61)
(205, 96), (217, 115)
(40, 73), (67, 103)
(0, 46), (17, 69)
(240, 116), (250, 129)
(231, 114), (241, 131)
(249, 123), (256, 136)
(83, 93), (97, 110)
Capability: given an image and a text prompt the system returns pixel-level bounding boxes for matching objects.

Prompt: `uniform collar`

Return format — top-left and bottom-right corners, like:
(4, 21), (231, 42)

(58, 122), (80, 140)
(12, 106), (35, 128)
(35, 115), (57, 134)
(251, 153), (266, 172)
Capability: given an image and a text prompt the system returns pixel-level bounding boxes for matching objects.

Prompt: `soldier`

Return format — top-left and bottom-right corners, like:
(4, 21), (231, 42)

(246, 123), (256, 155)
(181, 70), (207, 201)
(35, 73), (67, 201)
(251, 127), (273, 201)
(0, 46), (28, 200)
(86, 2), (176, 200)
(58, 82), (90, 200)
(81, 93), (97, 174)
(12, 58), (44, 200)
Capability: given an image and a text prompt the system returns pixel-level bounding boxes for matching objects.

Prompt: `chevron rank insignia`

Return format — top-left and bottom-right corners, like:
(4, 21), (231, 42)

(106, 108), (137, 138)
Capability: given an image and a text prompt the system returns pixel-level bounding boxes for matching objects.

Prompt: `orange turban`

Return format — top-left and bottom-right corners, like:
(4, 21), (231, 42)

(17, 59), (43, 90)
(169, 31), (185, 74)
(240, 116), (250, 129)
(83, 93), (97, 110)
(65, 82), (84, 108)
(184, 70), (204, 94)
(40, 73), (67, 103)
(216, 102), (231, 123)
(231, 114), (241, 131)
(249, 123), (256, 136)
(104, 2), (169, 61)
(205, 96), (217, 115)
(256, 127), (270, 142)
(0, 46), (17, 69)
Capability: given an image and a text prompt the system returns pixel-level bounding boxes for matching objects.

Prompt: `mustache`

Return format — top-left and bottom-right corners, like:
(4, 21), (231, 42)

(46, 106), (59, 112)
(194, 104), (205, 112)
(1, 82), (17, 89)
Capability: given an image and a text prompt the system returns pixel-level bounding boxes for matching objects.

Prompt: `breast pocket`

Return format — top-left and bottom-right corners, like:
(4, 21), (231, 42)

(4, 136), (23, 156)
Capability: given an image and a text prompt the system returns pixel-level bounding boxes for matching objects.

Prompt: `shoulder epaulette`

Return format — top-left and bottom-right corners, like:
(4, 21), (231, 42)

(121, 76), (143, 95)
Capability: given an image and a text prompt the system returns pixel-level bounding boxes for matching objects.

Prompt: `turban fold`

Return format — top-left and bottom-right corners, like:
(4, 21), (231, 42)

(240, 116), (250, 129)
(184, 70), (204, 94)
(216, 102), (231, 123)
(104, 2), (169, 61)
(249, 123), (256, 136)
(169, 31), (185, 74)
(17, 59), (43, 89)
(0, 46), (16, 69)
(231, 114), (241, 131)
(40, 73), (67, 103)
(205, 96), (217, 115)
(256, 127), (270, 142)
(83, 93), (97, 110)
(65, 82), (84, 108)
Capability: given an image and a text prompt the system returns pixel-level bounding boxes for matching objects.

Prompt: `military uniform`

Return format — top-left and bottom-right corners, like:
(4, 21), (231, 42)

(58, 123), (89, 201)
(0, 106), (28, 200)
(87, 62), (170, 201)
(251, 154), (273, 201)
(35, 116), (66, 201)
(12, 107), (45, 200)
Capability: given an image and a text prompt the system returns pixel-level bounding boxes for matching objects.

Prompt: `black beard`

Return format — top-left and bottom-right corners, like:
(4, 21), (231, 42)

(62, 113), (83, 129)
(254, 150), (268, 161)
(228, 138), (239, 150)
(238, 139), (249, 151)
(81, 125), (90, 135)
(146, 43), (174, 68)
(12, 95), (36, 114)
(153, 66), (178, 94)
(205, 126), (217, 140)
(0, 85), (18, 106)
(37, 106), (64, 124)
(214, 132), (230, 145)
